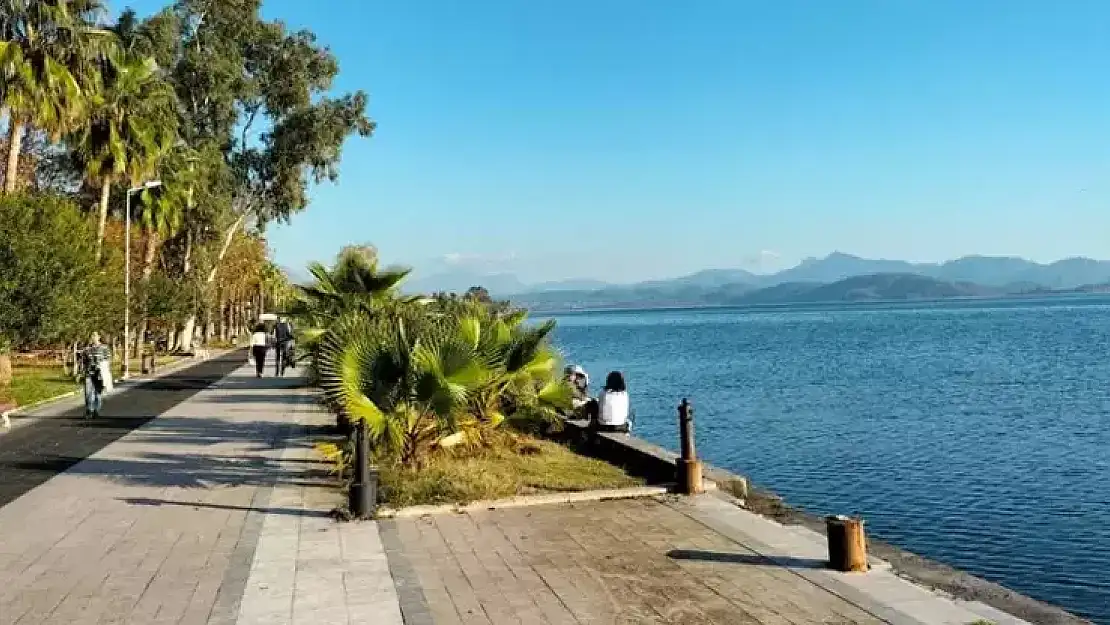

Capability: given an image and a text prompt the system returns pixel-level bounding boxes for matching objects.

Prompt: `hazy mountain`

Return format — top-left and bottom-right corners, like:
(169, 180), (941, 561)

(530, 278), (612, 292)
(640, 268), (762, 289)
(771, 252), (919, 284)
(403, 269), (527, 296)
(405, 253), (1110, 309)
(727, 273), (1002, 305)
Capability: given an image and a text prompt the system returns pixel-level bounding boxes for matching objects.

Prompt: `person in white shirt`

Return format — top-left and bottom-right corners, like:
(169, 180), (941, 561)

(592, 371), (631, 433)
(250, 323), (270, 378)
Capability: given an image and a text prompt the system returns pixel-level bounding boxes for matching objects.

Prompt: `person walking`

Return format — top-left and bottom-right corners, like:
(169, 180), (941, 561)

(273, 317), (295, 376)
(250, 323), (270, 378)
(80, 332), (111, 420)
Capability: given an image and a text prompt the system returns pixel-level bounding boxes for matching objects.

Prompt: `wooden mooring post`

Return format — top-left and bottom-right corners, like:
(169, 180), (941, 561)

(825, 515), (868, 572)
(677, 398), (704, 494)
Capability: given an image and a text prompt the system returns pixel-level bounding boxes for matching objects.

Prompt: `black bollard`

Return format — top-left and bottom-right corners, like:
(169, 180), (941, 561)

(677, 398), (704, 494)
(349, 422), (377, 519)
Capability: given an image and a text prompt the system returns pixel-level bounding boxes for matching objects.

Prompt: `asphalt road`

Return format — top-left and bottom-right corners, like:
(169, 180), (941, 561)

(0, 351), (247, 508)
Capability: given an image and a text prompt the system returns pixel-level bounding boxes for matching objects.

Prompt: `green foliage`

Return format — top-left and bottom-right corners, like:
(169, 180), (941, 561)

(290, 246), (412, 330)
(0, 194), (116, 347)
(306, 250), (573, 469)
(140, 271), (192, 331)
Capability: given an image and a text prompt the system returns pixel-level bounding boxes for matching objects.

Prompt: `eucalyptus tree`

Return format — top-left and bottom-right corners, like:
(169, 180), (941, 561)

(118, 1), (375, 350)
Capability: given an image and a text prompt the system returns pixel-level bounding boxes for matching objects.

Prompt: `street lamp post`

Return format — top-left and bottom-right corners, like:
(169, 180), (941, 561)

(123, 180), (162, 380)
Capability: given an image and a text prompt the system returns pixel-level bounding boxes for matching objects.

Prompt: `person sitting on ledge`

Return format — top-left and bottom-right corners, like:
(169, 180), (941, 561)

(591, 370), (631, 433)
(565, 364), (591, 414)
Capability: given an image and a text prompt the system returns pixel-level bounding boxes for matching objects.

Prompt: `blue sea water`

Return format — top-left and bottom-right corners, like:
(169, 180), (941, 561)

(540, 297), (1110, 622)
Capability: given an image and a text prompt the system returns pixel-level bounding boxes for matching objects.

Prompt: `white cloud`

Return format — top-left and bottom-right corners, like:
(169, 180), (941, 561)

(441, 251), (517, 267)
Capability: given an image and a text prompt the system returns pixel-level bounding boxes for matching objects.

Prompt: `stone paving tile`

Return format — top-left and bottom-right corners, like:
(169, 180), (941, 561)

(389, 497), (908, 624)
(232, 396), (404, 625)
(0, 357), (336, 625)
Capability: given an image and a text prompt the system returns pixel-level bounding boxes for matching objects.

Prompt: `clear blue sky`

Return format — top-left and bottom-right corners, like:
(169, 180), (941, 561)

(125, 0), (1110, 284)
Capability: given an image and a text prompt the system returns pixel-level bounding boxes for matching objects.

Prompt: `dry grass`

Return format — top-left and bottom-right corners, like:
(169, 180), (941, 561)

(376, 432), (643, 508)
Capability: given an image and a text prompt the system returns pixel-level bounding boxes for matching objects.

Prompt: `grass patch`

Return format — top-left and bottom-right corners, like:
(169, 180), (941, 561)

(377, 432), (643, 508)
(7, 355), (185, 409)
(10, 366), (79, 407)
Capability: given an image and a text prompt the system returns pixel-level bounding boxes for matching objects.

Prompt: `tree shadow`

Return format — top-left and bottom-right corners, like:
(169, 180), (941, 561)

(1, 415), (335, 490)
(666, 549), (827, 570)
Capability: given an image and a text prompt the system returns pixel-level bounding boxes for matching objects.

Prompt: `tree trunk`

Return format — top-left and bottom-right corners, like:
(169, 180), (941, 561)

(0, 352), (12, 386)
(4, 121), (25, 194)
(175, 232), (196, 352)
(206, 214), (246, 285)
(178, 316), (197, 352)
(142, 228), (159, 281)
(95, 178), (111, 262)
(134, 229), (160, 358)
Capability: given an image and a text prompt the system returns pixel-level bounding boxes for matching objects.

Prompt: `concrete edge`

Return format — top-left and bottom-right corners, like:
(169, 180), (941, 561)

(375, 485), (673, 519)
(659, 494), (935, 625)
(557, 417), (1089, 625)
(378, 519), (435, 625)
(0, 349), (236, 433)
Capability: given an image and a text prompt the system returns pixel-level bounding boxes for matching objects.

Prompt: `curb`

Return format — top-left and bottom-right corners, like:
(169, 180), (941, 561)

(1, 349), (235, 432)
(374, 483), (721, 519)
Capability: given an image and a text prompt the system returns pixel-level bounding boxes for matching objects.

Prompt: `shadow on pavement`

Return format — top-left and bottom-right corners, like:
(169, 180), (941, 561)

(118, 496), (333, 518)
(0, 351), (310, 507)
(667, 549), (827, 570)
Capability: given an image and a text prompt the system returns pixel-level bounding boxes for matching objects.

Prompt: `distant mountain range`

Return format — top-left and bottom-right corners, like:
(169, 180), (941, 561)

(405, 253), (1110, 311)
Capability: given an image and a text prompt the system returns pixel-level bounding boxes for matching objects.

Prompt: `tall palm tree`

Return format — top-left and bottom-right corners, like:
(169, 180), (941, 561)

(0, 0), (113, 193)
(72, 52), (177, 260)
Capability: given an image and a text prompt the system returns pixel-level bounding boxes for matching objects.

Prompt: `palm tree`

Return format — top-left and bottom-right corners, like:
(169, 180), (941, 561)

(294, 247), (413, 321)
(0, 0), (113, 193)
(289, 246), (416, 352)
(447, 303), (571, 446)
(316, 299), (572, 467)
(72, 51), (177, 260)
(317, 307), (493, 468)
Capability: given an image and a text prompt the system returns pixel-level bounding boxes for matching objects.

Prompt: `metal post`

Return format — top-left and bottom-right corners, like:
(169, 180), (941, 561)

(677, 398), (704, 494)
(349, 422), (376, 519)
(123, 190), (131, 380)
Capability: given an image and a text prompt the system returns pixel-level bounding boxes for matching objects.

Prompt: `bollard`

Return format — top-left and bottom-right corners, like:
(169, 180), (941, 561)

(676, 398), (704, 494)
(349, 423), (377, 519)
(141, 352), (154, 374)
(826, 515), (868, 572)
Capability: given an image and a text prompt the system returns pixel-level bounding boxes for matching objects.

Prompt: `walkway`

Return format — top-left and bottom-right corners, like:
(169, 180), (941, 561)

(0, 355), (402, 625)
(0, 354), (1057, 625)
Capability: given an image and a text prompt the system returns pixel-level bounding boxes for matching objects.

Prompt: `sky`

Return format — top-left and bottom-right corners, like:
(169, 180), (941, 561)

(124, 0), (1110, 284)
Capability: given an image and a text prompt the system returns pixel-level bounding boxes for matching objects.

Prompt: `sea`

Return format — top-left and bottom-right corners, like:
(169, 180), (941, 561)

(538, 296), (1110, 622)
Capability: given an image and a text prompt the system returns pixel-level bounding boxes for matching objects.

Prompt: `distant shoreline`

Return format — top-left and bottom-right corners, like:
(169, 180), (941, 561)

(526, 290), (1110, 316)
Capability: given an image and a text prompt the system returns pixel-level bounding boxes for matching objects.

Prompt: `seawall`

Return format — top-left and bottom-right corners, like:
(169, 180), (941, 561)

(558, 417), (1088, 625)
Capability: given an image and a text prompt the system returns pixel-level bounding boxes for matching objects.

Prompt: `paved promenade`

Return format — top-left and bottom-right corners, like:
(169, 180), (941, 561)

(0, 353), (1057, 625)
(0, 355), (402, 625)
